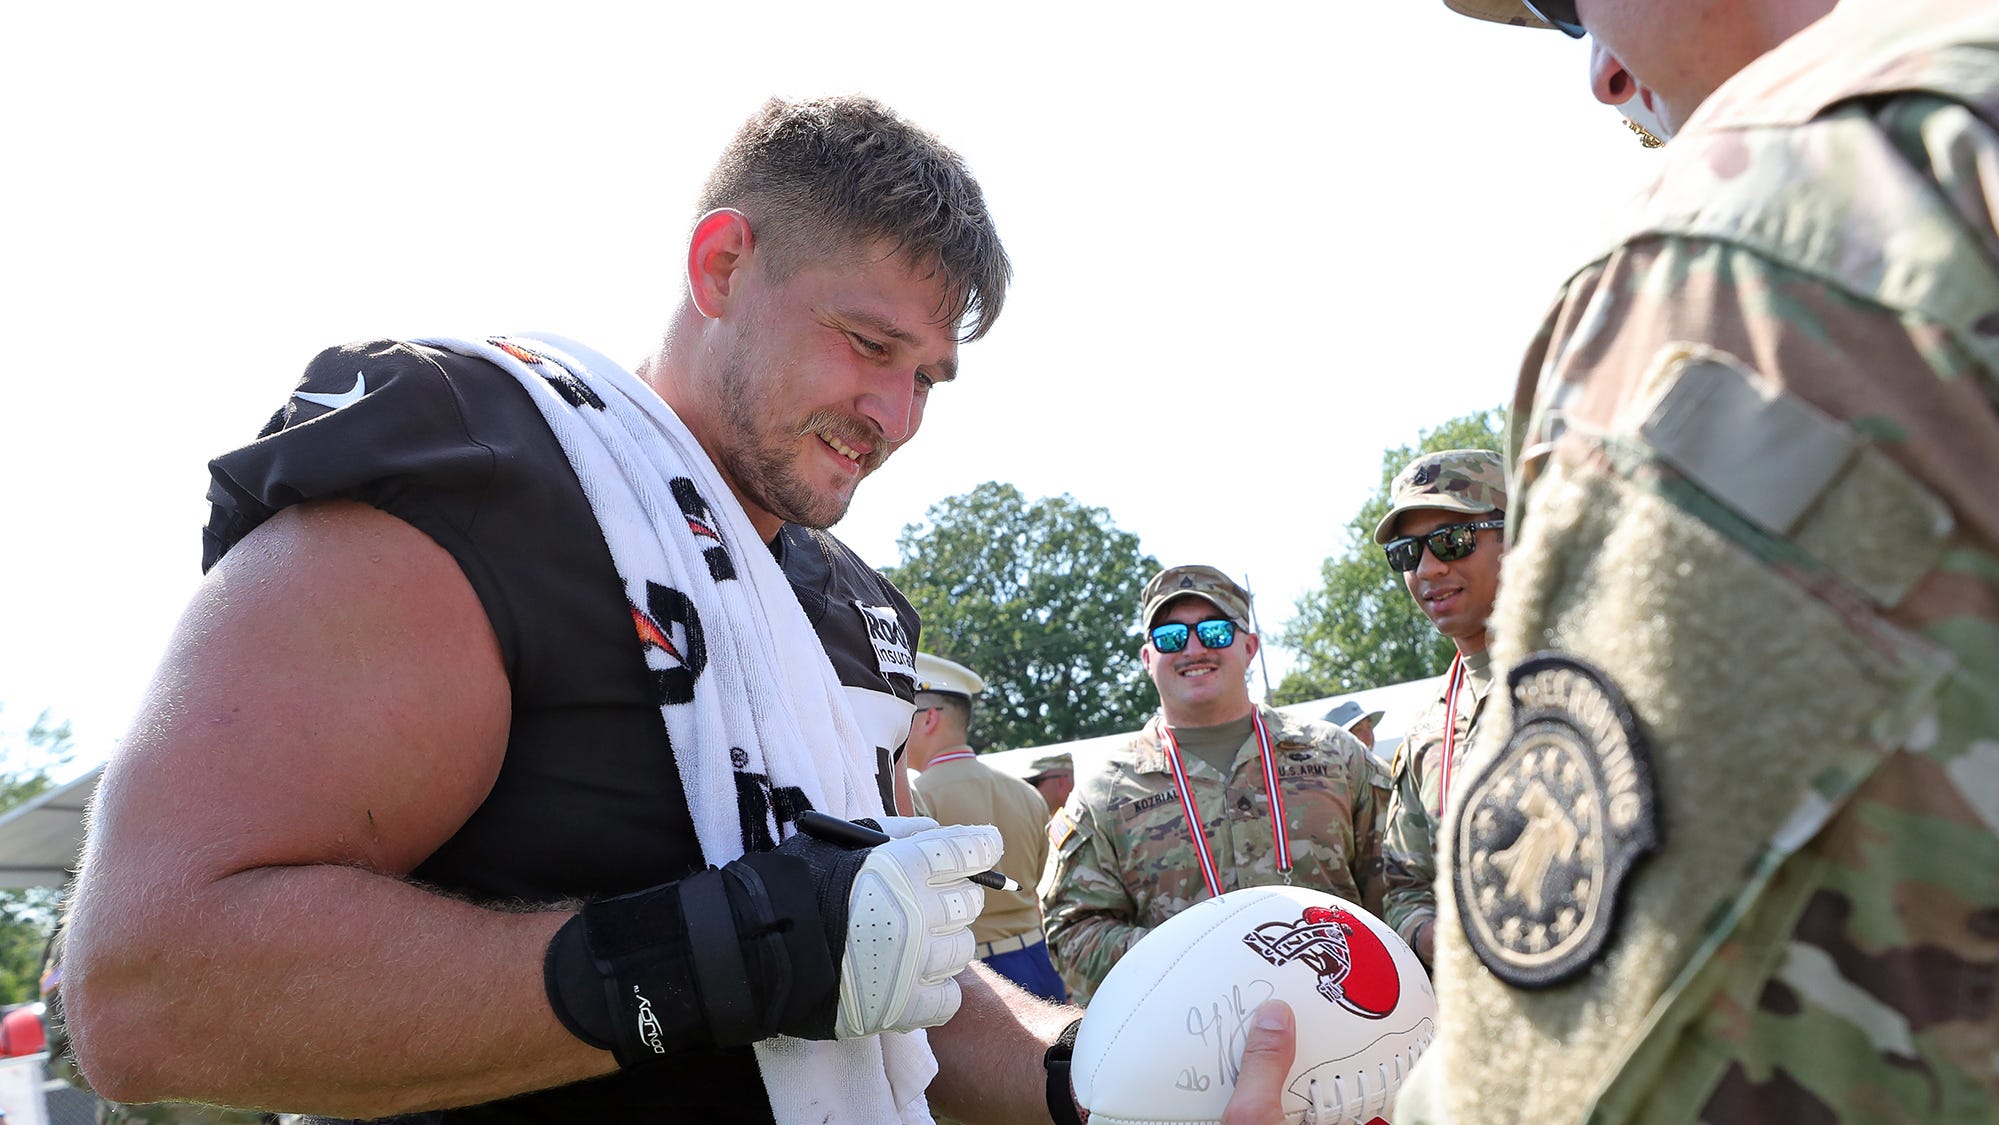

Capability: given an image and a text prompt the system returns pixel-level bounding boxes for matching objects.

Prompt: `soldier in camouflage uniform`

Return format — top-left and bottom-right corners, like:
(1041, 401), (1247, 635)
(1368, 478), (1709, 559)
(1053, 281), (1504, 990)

(1039, 565), (1385, 1005)
(1375, 450), (1508, 969)
(43, 924), (279, 1125)
(1393, 1), (1999, 1121)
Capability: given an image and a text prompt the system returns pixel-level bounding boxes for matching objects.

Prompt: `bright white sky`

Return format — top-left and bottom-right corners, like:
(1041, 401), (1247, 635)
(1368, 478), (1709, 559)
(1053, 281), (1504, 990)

(1, 2), (1655, 772)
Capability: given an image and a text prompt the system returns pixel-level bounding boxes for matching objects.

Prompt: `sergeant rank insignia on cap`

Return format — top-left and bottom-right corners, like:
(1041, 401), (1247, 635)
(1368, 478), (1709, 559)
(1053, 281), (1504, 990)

(1452, 652), (1660, 987)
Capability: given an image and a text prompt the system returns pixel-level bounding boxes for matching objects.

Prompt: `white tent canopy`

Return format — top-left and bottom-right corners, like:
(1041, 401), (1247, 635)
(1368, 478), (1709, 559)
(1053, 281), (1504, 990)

(0, 767), (100, 890)
(979, 674), (1444, 782)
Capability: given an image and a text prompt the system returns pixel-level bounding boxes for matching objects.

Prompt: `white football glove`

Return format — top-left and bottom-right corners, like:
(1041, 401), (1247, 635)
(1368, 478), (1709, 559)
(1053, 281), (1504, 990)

(872, 815), (945, 839)
(834, 820), (1001, 1039)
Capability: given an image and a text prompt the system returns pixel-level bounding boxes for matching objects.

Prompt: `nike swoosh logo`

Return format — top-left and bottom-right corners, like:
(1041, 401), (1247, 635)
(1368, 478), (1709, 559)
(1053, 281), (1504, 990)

(295, 372), (368, 410)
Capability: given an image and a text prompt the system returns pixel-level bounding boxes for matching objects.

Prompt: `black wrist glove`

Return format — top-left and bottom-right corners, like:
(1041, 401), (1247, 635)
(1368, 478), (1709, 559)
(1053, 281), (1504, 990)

(543, 847), (849, 1067)
(771, 816), (879, 961)
(545, 814), (996, 1063)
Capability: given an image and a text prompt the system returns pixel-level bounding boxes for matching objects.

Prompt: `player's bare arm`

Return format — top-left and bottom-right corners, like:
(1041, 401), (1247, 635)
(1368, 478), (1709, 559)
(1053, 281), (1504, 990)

(64, 500), (613, 1114)
(926, 964), (1077, 1124)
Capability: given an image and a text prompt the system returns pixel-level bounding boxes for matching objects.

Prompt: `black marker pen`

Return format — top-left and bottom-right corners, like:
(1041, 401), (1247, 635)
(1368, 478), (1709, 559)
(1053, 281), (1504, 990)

(796, 809), (1020, 892)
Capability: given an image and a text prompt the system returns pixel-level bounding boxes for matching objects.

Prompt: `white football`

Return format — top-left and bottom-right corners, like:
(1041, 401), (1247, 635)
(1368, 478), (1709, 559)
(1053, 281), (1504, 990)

(1072, 886), (1435, 1125)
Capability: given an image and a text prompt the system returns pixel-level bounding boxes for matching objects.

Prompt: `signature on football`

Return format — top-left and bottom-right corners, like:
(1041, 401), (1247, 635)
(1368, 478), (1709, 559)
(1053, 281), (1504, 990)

(1177, 979), (1277, 1092)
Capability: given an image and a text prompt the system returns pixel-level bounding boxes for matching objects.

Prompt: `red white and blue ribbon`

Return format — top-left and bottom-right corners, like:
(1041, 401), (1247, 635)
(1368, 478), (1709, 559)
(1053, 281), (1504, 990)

(1437, 653), (1469, 814)
(1158, 709), (1291, 899)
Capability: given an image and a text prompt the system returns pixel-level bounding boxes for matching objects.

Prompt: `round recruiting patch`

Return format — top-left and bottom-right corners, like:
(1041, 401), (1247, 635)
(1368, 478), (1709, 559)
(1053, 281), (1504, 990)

(1453, 652), (1661, 988)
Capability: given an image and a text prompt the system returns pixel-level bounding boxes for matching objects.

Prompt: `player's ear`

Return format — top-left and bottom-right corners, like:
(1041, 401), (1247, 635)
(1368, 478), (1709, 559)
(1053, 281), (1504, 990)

(688, 208), (754, 318)
(1243, 631), (1261, 663)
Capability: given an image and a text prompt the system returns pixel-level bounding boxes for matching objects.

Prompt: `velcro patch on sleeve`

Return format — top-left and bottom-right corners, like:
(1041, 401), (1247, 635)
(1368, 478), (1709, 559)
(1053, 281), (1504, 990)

(1635, 345), (1953, 607)
(1453, 652), (1662, 988)
(1637, 346), (1858, 538)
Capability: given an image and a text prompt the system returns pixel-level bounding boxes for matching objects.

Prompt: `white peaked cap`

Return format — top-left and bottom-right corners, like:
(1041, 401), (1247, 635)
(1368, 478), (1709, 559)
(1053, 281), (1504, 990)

(914, 652), (985, 697)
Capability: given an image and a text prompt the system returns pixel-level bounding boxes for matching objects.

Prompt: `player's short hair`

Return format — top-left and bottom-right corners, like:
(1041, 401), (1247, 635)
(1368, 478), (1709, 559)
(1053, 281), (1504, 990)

(699, 95), (1010, 341)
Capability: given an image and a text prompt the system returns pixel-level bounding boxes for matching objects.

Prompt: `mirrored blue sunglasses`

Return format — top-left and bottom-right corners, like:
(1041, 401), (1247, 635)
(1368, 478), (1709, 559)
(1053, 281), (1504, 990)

(1149, 618), (1237, 654)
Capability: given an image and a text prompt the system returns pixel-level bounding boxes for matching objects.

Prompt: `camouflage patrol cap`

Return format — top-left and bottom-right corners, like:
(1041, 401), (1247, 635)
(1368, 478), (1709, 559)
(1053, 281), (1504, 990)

(1140, 564), (1254, 631)
(1373, 448), (1509, 544)
(1025, 752), (1073, 781)
(1441, 0), (1559, 31)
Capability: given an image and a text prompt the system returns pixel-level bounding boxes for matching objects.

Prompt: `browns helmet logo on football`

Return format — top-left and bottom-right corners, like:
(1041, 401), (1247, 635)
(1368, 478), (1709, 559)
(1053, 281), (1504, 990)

(1243, 905), (1402, 1019)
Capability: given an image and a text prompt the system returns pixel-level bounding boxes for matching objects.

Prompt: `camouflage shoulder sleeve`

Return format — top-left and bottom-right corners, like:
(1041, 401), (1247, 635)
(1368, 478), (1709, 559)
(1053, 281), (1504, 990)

(1381, 699), (1447, 949)
(1415, 64), (1999, 1125)
(1039, 776), (1145, 1008)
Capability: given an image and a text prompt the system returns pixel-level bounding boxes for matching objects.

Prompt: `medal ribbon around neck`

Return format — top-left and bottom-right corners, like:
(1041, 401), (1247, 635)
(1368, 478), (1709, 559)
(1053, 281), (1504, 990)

(1158, 708), (1290, 899)
(928, 748), (977, 767)
(1437, 653), (1469, 813)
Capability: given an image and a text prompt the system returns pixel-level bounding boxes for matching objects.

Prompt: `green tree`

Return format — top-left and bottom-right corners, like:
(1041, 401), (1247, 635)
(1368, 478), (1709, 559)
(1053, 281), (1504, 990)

(1273, 407), (1508, 704)
(885, 483), (1161, 751)
(0, 709), (75, 1004)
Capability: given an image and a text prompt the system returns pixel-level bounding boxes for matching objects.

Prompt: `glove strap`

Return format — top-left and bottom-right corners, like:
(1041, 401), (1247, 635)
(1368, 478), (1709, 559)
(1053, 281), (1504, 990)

(679, 865), (759, 1047)
(1044, 1017), (1085, 1125)
(542, 853), (837, 1067)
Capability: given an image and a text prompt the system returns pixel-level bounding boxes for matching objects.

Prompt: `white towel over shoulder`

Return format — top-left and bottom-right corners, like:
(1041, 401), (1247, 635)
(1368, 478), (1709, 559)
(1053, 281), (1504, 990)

(419, 333), (936, 1125)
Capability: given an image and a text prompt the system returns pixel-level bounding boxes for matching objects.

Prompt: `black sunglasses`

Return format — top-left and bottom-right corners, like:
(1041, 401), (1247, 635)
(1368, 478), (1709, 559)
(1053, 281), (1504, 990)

(1523, 0), (1585, 37)
(1384, 519), (1505, 573)
(1149, 618), (1236, 654)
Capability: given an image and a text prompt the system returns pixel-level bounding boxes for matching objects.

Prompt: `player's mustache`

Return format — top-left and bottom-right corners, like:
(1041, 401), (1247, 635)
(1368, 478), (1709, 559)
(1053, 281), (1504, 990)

(797, 410), (891, 471)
